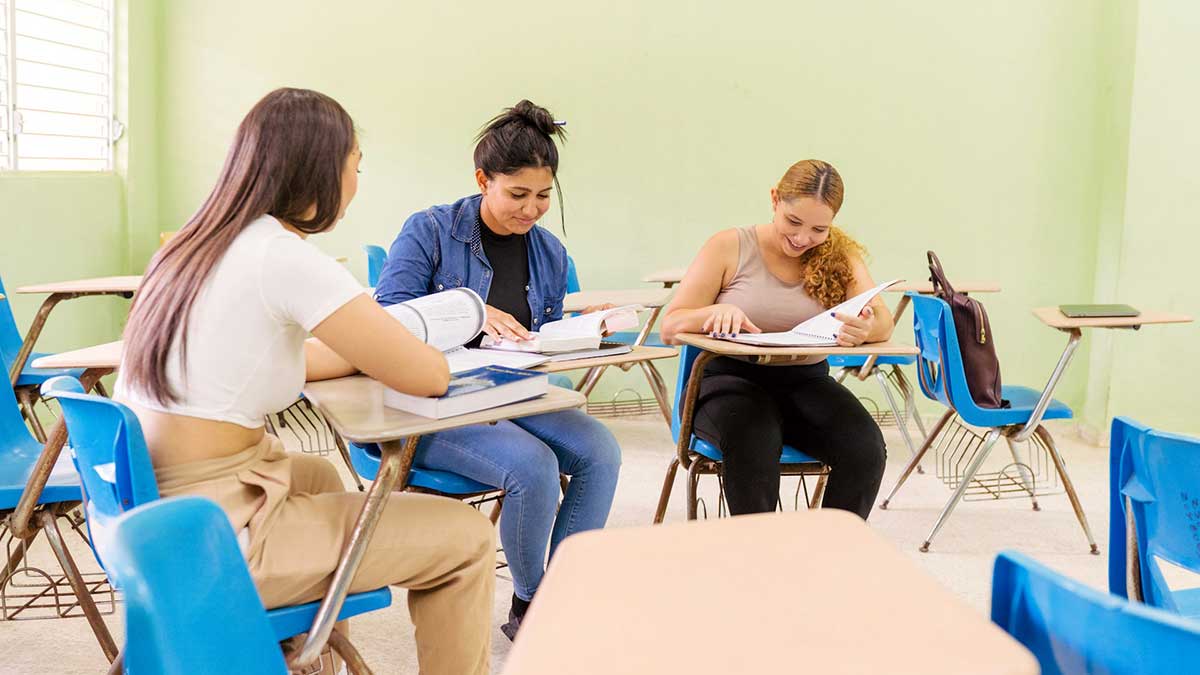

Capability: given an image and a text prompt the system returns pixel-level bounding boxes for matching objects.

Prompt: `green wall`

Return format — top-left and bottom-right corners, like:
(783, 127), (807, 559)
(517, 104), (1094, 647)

(151, 0), (1115, 413)
(6, 1), (1194, 436)
(1098, 0), (1200, 435)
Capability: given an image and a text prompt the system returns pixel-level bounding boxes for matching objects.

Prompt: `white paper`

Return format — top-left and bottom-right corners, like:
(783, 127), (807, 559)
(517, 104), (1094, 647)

(384, 288), (486, 351)
(444, 346), (550, 374)
(729, 279), (902, 347)
(539, 304), (644, 338)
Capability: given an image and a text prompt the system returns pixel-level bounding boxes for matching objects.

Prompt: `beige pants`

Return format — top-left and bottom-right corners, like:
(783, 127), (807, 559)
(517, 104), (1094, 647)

(156, 435), (495, 675)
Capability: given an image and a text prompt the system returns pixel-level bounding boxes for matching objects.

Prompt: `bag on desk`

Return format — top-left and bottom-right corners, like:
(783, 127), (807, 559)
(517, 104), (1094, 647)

(927, 251), (1008, 409)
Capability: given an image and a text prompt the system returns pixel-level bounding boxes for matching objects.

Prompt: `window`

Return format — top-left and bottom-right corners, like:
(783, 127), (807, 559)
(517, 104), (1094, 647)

(1, 0), (117, 172)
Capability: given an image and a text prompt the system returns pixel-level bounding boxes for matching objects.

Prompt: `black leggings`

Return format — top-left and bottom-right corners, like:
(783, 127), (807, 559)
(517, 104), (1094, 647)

(692, 357), (887, 519)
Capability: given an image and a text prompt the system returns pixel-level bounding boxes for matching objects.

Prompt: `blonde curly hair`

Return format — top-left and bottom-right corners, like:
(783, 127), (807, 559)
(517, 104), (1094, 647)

(778, 160), (866, 308)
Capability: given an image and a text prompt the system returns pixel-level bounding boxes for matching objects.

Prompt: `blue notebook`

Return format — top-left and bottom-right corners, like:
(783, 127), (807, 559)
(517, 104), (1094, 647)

(383, 366), (549, 419)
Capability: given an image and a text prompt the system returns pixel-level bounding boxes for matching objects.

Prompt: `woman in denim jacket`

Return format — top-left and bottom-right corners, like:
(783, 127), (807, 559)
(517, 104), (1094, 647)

(375, 100), (621, 640)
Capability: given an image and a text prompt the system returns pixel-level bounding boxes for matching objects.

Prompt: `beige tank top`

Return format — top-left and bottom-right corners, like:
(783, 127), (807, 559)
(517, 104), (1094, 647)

(715, 226), (827, 333)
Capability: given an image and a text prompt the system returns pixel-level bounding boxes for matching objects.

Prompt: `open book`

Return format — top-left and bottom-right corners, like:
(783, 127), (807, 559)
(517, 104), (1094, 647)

(480, 305), (643, 354)
(726, 279), (902, 347)
(383, 289), (546, 374)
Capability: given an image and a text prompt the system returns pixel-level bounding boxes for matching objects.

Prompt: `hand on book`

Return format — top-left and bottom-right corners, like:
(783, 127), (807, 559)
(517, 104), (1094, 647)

(702, 304), (762, 338)
(581, 303), (616, 336)
(833, 305), (874, 347)
(483, 305), (534, 342)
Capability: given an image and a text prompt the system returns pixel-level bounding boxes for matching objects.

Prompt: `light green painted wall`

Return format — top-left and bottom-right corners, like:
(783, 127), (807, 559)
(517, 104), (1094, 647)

(1101, 0), (1200, 435)
(152, 0), (1114, 411)
(1, 174), (127, 352)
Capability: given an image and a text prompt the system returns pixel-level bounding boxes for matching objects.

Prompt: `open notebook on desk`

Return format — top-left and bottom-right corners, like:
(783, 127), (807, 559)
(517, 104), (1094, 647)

(726, 279), (902, 347)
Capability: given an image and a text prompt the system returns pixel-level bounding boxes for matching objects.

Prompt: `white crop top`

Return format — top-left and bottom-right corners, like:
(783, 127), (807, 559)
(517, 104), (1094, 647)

(115, 215), (366, 428)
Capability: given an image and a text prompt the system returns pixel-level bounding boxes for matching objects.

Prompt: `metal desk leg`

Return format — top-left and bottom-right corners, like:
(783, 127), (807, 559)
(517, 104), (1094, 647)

(1011, 328), (1082, 444)
(921, 429), (1003, 552)
(857, 294), (911, 381)
(289, 436), (419, 670)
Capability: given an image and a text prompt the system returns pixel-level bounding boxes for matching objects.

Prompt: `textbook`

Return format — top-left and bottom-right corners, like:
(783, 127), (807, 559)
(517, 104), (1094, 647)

(480, 305), (643, 354)
(383, 365), (549, 418)
(725, 279), (903, 347)
(384, 288), (548, 372)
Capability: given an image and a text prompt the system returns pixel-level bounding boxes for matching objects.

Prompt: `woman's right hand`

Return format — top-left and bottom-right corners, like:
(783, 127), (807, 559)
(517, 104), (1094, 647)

(483, 304), (534, 341)
(701, 304), (761, 337)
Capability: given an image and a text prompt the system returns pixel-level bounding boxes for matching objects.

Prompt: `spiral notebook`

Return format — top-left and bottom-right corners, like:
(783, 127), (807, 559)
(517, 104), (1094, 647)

(725, 279), (902, 347)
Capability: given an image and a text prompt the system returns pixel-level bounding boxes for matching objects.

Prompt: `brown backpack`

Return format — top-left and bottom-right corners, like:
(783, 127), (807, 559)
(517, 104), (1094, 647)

(927, 251), (1008, 409)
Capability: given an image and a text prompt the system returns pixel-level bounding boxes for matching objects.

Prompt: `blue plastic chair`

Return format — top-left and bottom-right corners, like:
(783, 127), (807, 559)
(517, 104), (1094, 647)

(362, 244), (387, 287)
(652, 344), (828, 522)
(880, 293), (1097, 554)
(0, 273), (90, 440)
(827, 353), (927, 471)
(42, 377), (392, 660)
(106, 496), (288, 674)
(992, 550), (1200, 674)
(0, 370), (118, 660)
(1108, 416), (1200, 618)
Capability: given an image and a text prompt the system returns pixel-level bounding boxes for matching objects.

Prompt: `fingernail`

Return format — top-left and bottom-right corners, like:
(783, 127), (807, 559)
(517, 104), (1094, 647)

(732, 333), (738, 338)
(830, 311), (836, 317)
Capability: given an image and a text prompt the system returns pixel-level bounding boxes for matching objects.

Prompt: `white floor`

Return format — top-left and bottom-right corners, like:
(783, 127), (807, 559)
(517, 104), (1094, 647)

(0, 415), (1119, 674)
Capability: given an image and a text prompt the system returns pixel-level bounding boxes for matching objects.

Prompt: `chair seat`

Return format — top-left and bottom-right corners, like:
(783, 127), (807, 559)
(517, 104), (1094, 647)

(957, 384), (1073, 428)
(266, 587), (393, 642)
(0, 445), (83, 510)
(348, 442), (497, 495)
(827, 354), (917, 368)
(608, 330), (668, 349)
(690, 437), (821, 465)
(14, 352), (88, 387)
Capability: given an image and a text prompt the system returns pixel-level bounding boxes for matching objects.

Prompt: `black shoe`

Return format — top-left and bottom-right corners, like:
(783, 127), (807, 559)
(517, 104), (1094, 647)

(500, 608), (522, 641)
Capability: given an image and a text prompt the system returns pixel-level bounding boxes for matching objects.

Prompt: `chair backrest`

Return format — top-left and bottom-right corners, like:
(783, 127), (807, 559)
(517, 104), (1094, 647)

(41, 376), (160, 562)
(669, 344), (704, 445)
(106, 496), (287, 674)
(1109, 416), (1200, 612)
(0, 273), (27, 372)
(0, 362), (56, 507)
(991, 550), (1200, 675)
(566, 255), (581, 294)
(909, 293), (985, 421)
(362, 244), (388, 287)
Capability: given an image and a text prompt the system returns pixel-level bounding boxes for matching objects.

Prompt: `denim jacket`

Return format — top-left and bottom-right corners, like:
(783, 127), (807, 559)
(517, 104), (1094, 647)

(374, 194), (570, 329)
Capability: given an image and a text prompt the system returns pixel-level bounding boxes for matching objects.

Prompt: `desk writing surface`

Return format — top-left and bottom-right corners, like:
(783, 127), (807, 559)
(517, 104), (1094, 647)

(16, 275), (143, 295)
(504, 510), (1037, 675)
(676, 333), (918, 359)
(533, 345), (676, 373)
(1032, 306), (1192, 330)
(303, 376), (586, 443)
(641, 267), (687, 284)
(31, 341), (122, 370)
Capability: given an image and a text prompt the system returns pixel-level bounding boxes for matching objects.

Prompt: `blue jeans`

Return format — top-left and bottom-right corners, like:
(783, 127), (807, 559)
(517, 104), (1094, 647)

(413, 408), (621, 600)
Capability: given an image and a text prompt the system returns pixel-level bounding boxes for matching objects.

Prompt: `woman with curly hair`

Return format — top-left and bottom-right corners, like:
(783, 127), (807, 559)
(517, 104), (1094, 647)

(661, 159), (892, 518)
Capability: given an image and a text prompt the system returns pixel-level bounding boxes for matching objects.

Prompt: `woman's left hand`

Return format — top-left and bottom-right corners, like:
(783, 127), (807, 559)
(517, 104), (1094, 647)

(833, 305), (874, 347)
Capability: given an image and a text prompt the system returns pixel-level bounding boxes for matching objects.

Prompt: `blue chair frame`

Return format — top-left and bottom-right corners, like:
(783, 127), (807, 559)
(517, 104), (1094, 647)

(652, 344), (828, 523)
(0, 372), (119, 661)
(42, 377), (390, 670)
(362, 244), (387, 288)
(107, 497), (289, 674)
(0, 273), (95, 442)
(992, 550), (1200, 674)
(1109, 416), (1200, 619)
(880, 293), (1097, 554)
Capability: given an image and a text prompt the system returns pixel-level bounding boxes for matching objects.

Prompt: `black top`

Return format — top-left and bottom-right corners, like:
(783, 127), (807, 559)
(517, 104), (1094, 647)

(475, 215), (532, 345)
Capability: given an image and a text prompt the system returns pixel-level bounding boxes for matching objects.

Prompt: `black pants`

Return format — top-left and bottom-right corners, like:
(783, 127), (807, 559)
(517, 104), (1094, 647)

(692, 357), (887, 519)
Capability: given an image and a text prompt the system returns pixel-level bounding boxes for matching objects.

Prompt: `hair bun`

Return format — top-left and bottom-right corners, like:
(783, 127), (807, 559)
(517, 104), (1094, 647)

(509, 99), (562, 137)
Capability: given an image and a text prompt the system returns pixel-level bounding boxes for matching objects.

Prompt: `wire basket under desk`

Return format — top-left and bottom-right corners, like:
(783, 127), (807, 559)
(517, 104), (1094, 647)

(934, 415), (1060, 501)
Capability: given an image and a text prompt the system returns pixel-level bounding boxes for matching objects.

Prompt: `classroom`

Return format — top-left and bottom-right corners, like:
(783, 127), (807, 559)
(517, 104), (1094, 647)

(1, 1), (1198, 673)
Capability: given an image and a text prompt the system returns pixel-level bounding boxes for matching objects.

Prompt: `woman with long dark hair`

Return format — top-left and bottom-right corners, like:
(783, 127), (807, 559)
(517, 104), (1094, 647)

(375, 99), (622, 640)
(117, 88), (494, 674)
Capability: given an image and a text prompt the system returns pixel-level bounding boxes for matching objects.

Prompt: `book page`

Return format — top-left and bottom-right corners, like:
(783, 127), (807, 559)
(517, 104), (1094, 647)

(539, 304), (644, 338)
(444, 346), (549, 374)
(384, 288), (486, 351)
(789, 278), (902, 340)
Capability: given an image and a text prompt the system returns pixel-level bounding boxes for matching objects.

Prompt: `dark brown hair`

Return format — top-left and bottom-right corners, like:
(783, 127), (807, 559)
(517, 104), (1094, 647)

(122, 87), (355, 404)
(474, 99), (568, 231)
